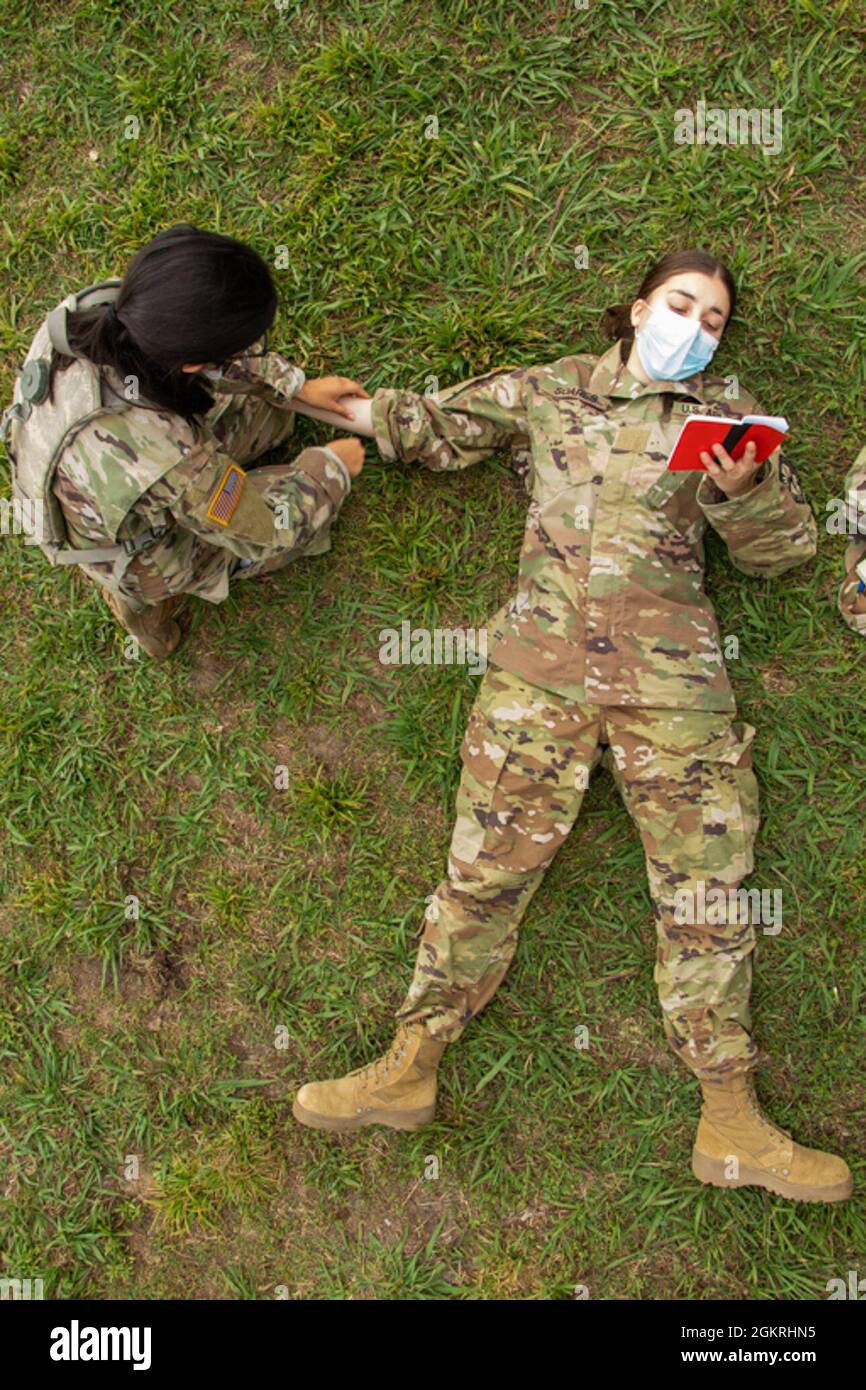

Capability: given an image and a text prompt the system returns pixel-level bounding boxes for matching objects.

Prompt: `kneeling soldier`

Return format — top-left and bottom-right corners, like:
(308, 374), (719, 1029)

(1, 224), (367, 657)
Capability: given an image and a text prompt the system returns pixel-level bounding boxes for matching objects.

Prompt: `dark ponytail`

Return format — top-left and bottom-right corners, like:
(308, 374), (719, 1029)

(601, 250), (737, 364)
(49, 224), (279, 422)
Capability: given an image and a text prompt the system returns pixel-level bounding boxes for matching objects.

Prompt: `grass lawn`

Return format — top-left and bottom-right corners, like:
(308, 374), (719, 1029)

(1, 0), (864, 1300)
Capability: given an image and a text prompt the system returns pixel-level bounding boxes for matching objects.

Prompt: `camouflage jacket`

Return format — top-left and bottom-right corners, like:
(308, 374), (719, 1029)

(371, 341), (817, 710)
(839, 445), (866, 636)
(52, 348), (351, 606)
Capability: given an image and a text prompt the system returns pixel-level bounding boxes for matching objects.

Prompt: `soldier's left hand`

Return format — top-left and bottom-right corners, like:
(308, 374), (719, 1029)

(700, 440), (761, 498)
(296, 376), (371, 420)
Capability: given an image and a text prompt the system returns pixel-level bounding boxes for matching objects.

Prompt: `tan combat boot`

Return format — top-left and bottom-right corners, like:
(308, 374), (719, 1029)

(692, 1072), (853, 1203)
(102, 590), (184, 659)
(293, 1022), (446, 1132)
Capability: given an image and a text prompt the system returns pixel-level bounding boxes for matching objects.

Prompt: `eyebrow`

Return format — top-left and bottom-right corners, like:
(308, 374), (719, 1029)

(667, 287), (726, 318)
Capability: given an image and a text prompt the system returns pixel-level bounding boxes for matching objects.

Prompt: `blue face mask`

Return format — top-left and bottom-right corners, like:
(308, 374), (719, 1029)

(635, 302), (720, 381)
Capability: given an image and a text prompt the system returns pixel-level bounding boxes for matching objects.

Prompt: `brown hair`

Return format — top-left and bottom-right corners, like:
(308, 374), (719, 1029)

(601, 250), (737, 363)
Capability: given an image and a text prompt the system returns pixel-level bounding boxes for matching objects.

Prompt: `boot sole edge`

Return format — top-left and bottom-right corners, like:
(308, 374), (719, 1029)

(692, 1149), (853, 1203)
(292, 1098), (435, 1132)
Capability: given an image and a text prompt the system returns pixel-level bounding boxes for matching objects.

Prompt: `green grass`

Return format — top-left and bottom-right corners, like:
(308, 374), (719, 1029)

(1, 0), (865, 1300)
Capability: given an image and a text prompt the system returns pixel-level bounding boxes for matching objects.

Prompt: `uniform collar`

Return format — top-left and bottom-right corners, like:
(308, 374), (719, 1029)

(588, 340), (707, 403)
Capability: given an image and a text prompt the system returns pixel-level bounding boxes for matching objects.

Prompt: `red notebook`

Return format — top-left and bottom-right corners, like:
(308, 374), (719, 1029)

(667, 414), (788, 471)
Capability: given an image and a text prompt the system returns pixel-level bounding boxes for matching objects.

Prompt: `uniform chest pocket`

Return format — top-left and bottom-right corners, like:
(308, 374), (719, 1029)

(638, 401), (733, 512)
(530, 387), (608, 489)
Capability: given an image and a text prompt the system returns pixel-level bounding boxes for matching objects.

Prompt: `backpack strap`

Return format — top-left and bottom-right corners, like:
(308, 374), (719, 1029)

(46, 280), (122, 359)
(50, 526), (169, 566)
(0, 401), (29, 442)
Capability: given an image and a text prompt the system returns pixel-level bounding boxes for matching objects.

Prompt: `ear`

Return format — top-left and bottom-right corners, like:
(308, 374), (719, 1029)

(630, 298), (648, 332)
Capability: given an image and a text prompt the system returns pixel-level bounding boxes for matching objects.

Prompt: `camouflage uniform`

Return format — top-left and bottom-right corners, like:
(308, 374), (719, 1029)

(838, 445), (866, 635)
(51, 349), (352, 610)
(370, 341), (817, 1079)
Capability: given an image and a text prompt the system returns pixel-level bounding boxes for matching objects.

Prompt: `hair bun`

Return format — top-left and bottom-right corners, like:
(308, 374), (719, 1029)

(600, 303), (633, 341)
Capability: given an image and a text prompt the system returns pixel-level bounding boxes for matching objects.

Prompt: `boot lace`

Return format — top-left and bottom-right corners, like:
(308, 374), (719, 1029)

(739, 1075), (791, 1144)
(347, 1027), (413, 1088)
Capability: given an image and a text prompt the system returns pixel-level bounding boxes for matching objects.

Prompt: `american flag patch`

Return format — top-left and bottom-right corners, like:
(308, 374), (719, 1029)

(206, 464), (246, 525)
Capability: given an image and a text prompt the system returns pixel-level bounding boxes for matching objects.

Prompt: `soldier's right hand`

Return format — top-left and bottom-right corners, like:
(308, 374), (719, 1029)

(328, 436), (365, 478)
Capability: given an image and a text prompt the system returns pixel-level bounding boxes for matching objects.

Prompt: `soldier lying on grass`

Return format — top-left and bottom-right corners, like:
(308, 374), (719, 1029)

(293, 248), (852, 1205)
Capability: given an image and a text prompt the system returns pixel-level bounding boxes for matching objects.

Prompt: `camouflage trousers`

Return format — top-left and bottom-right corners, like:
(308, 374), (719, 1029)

(396, 667), (762, 1081)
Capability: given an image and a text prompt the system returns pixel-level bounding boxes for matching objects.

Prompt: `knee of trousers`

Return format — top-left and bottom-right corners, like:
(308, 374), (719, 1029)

(439, 852), (547, 916)
(654, 905), (758, 949)
(651, 880), (766, 946)
(653, 922), (757, 1006)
